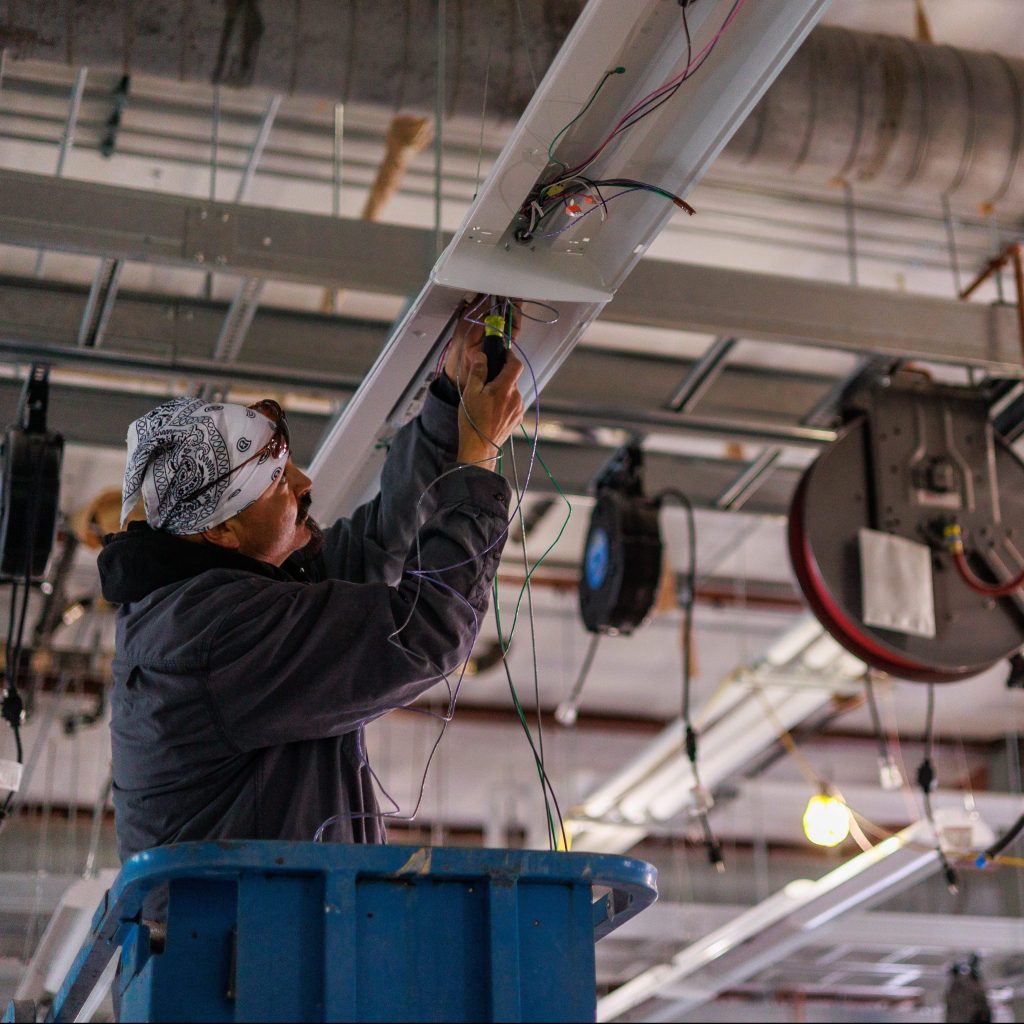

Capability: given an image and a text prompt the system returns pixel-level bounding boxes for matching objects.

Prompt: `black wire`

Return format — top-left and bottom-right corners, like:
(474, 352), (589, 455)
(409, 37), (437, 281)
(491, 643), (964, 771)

(497, 648), (568, 849)
(924, 681), (936, 760)
(983, 811), (1024, 861)
(655, 487), (723, 870)
(614, 0), (694, 136)
(916, 682), (958, 892)
(522, 2), (704, 226)
(1, 433), (48, 830)
(613, 0), (737, 138)
(983, 811), (1024, 860)
(510, 428), (550, 811)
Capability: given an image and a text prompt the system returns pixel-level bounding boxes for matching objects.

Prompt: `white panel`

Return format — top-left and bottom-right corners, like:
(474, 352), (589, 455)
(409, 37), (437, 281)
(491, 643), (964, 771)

(309, 0), (833, 517)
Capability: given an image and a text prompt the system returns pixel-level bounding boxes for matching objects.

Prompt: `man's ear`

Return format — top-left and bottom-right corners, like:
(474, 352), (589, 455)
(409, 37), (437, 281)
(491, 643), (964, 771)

(200, 520), (241, 550)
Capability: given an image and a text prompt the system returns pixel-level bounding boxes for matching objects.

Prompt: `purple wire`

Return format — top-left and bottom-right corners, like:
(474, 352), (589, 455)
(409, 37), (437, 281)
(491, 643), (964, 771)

(539, 187), (644, 238)
(559, 0), (747, 179)
(313, 572), (481, 841)
(313, 342), (547, 841)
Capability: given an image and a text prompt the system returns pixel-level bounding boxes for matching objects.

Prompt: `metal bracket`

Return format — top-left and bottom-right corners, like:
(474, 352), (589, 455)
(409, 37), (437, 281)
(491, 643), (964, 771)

(183, 206), (236, 267)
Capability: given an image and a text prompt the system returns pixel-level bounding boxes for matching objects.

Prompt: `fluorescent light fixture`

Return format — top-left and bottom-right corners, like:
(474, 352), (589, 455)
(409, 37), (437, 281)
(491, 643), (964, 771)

(309, 0), (833, 518)
(761, 616), (824, 666)
(571, 619), (857, 853)
(598, 824), (942, 1022)
(701, 938), (732, 962)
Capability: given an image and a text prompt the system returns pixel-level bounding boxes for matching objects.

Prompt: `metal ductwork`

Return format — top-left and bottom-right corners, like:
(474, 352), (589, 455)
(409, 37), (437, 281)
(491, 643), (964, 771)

(730, 25), (1024, 210)
(4, 4), (1023, 209)
(2, 0), (574, 121)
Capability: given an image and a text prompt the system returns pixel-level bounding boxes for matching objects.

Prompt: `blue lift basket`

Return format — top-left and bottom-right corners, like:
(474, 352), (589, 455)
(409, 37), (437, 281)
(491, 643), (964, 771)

(8, 842), (657, 1022)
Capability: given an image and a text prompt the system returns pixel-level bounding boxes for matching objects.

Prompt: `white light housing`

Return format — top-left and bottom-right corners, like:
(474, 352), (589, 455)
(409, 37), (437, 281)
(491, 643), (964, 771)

(309, 0), (833, 518)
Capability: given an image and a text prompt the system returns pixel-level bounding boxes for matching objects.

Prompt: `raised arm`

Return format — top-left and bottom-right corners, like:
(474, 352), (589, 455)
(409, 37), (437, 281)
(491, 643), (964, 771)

(305, 297), (522, 586)
(206, 466), (512, 748)
(206, 342), (527, 747)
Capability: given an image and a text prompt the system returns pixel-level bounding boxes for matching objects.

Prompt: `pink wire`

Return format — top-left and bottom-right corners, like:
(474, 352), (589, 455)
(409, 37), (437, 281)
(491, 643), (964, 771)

(560, 0), (747, 179)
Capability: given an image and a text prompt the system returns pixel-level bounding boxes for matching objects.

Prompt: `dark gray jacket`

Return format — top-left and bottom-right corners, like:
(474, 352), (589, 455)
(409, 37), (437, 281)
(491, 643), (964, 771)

(99, 387), (510, 863)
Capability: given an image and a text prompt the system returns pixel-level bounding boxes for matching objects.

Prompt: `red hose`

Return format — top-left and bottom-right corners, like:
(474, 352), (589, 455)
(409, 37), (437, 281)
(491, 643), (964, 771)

(953, 549), (1024, 597)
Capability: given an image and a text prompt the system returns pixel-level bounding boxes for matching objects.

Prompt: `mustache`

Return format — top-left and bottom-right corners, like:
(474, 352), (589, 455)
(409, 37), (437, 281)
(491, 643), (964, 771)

(297, 492), (324, 556)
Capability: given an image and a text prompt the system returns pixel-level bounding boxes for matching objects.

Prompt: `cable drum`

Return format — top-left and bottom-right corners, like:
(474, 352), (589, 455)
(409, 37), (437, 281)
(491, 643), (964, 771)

(788, 379), (1024, 682)
(579, 489), (662, 635)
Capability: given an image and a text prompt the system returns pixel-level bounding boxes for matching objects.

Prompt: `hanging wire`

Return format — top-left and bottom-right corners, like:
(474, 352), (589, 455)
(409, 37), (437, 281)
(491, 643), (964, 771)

(555, 633), (600, 727)
(877, 675), (923, 824)
(472, 0), (496, 199)
(941, 194), (963, 295)
(313, 310), (571, 848)
(655, 487), (723, 870)
(864, 671), (890, 761)
(433, 0), (446, 261)
(916, 683), (959, 892)
(512, 0), (539, 92)
(509, 432), (550, 812)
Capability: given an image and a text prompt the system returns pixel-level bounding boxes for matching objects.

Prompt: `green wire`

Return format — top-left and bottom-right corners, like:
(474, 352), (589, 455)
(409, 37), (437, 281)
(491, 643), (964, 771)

(502, 426), (573, 644)
(493, 585), (559, 849)
(547, 67), (625, 172)
(490, 426), (573, 850)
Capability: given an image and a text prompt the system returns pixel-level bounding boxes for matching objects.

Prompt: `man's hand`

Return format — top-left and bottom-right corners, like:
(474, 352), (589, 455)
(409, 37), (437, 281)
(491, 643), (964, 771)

(444, 295), (520, 388)
(448, 298), (524, 472)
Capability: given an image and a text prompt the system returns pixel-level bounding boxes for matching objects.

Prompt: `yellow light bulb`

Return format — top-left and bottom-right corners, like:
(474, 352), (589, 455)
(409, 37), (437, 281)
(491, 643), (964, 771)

(802, 792), (850, 847)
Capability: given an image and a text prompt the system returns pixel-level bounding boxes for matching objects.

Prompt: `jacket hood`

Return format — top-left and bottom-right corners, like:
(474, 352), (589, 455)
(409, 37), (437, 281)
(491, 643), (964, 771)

(98, 521), (295, 604)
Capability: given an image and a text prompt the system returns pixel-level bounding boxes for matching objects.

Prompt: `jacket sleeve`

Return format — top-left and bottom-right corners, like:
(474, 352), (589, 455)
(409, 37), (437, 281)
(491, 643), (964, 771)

(311, 382), (461, 586)
(205, 466), (510, 751)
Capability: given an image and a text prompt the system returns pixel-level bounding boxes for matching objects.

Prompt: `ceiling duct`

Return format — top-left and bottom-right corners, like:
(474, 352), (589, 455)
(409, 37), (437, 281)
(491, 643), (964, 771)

(730, 24), (1024, 210)
(5, 5), (1024, 209)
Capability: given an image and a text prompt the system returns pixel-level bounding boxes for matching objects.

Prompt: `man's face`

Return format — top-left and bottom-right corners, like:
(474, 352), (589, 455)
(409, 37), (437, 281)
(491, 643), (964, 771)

(227, 458), (319, 566)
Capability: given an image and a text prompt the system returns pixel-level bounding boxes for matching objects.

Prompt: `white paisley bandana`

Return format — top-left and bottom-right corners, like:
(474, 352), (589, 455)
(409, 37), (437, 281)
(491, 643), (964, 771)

(120, 398), (285, 535)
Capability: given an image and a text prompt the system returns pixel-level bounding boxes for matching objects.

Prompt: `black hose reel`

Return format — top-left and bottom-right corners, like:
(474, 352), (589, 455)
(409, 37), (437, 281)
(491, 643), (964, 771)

(0, 365), (63, 581)
(579, 445), (663, 635)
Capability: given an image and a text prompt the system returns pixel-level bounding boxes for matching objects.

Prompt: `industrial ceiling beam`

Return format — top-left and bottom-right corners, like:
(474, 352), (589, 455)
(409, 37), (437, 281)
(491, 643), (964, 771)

(0, 168), (435, 292)
(0, 330), (833, 468)
(0, 374), (805, 516)
(609, 258), (1024, 374)
(0, 276), (841, 422)
(0, 169), (1019, 373)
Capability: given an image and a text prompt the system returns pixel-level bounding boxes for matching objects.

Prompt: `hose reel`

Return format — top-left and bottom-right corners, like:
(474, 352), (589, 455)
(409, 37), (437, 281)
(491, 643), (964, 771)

(789, 370), (1024, 683)
(578, 445), (663, 636)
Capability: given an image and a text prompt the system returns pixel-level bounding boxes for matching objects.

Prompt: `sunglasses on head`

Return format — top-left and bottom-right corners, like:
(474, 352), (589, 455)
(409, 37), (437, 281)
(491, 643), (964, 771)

(173, 399), (290, 510)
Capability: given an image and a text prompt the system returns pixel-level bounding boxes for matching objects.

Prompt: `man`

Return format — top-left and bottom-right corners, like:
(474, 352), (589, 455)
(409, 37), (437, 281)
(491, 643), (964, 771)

(98, 302), (524, 862)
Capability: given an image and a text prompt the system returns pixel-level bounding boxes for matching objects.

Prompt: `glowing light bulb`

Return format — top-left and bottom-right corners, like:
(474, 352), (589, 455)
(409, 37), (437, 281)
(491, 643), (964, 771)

(802, 792), (850, 847)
